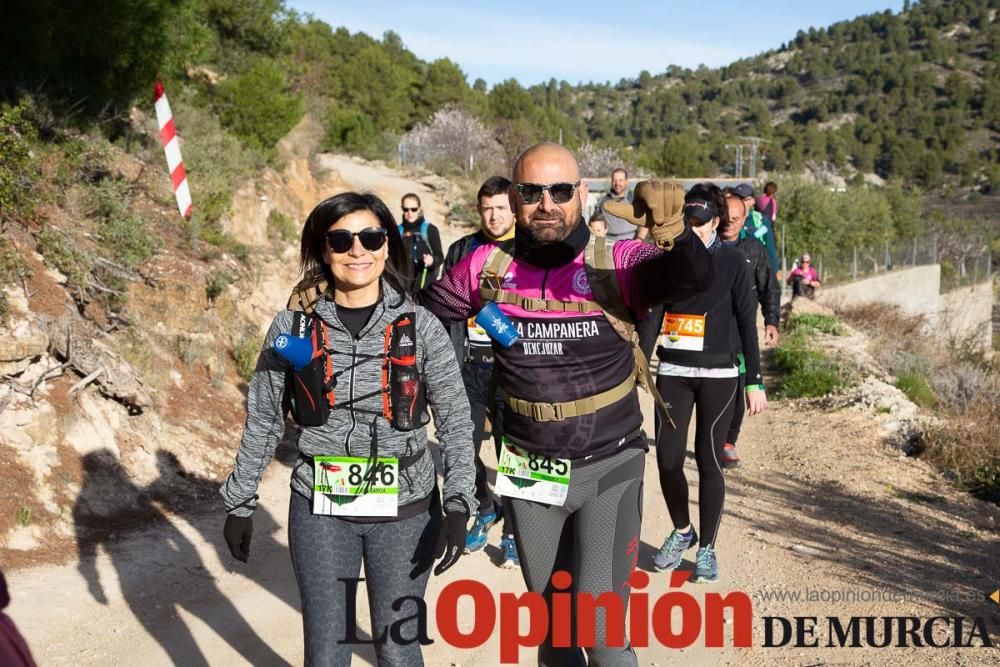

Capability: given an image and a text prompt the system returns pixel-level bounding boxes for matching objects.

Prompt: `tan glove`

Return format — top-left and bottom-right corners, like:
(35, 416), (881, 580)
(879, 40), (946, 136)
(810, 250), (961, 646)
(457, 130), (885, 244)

(602, 180), (687, 250)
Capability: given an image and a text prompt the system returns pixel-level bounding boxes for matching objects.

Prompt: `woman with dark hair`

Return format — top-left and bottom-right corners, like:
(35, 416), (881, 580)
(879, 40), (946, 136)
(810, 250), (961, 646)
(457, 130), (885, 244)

(220, 192), (475, 666)
(651, 183), (767, 583)
(755, 181), (779, 226)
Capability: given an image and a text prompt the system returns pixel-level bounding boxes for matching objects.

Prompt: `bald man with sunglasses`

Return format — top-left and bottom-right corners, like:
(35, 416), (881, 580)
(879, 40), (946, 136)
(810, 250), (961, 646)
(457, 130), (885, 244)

(422, 143), (713, 665)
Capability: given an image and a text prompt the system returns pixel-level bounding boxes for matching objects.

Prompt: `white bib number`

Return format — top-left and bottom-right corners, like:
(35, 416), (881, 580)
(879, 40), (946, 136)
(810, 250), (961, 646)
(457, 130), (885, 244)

(495, 439), (571, 506)
(659, 313), (706, 352)
(313, 456), (399, 517)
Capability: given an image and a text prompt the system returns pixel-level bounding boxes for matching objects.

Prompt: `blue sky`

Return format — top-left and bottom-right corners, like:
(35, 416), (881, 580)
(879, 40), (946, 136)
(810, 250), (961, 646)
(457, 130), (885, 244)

(287, 1), (905, 86)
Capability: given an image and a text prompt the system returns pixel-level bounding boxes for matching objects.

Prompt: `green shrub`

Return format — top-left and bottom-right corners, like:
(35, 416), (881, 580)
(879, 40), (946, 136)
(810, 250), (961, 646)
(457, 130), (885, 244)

(38, 228), (91, 287)
(0, 239), (29, 286)
(324, 107), (379, 154)
(772, 329), (843, 397)
(895, 371), (938, 408)
(232, 335), (260, 382)
(268, 209), (297, 242)
(175, 100), (264, 230)
(98, 213), (155, 269)
(0, 100), (39, 219)
(15, 506), (32, 527)
(214, 59), (303, 158)
(786, 312), (844, 336)
(205, 270), (232, 303)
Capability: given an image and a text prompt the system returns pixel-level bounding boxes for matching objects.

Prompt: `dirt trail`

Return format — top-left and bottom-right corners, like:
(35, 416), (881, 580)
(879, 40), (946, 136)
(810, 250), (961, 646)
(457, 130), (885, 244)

(314, 154), (466, 249)
(7, 380), (998, 665)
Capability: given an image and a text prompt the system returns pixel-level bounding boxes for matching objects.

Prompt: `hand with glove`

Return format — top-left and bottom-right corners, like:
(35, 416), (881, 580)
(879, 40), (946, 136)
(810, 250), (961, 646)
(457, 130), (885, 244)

(224, 514), (253, 563)
(433, 511), (469, 576)
(602, 179), (688, 250)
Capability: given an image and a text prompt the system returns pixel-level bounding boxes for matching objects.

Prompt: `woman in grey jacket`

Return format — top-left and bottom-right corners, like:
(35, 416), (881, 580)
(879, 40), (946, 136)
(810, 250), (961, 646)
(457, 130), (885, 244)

(219, 192), (475, 666)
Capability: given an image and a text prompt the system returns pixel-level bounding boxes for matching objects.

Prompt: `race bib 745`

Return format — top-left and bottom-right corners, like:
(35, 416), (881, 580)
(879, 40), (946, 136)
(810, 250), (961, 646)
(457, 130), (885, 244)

(659, 313), (706, 351)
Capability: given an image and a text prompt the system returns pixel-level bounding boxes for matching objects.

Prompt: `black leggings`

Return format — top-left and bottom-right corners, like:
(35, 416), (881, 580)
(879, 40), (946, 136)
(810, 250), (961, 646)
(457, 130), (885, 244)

(288, 491), (441, 666)
(506, 445), (645, 667)
(462, 363), (509, 532)
(655, 375), (737, 548)
(726, 371), (746, 445)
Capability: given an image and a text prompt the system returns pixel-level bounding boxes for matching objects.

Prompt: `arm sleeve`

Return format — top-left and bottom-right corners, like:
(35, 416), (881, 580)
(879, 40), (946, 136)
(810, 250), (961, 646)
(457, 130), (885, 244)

(418, 308), (476, 516)
(443, 237), (463, 273)
(763, 219), (780, 274)
(614, 229), (714, 316)
(418, 251), (478, 324)
(732, 256), (763, 388)
(218, 311), (292, 517)
(427, 225), (445, 278)
(442, 238), (469, 363)
(753, 244), (781, 327)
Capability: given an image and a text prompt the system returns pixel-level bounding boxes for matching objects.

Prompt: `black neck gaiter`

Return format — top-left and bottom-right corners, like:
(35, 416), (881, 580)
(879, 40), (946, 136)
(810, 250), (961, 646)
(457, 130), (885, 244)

(514, 218), (589, 269)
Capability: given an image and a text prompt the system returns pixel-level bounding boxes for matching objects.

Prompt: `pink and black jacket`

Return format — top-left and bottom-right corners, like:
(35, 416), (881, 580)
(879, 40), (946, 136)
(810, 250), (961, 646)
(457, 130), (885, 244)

(422, 222), (712, 460)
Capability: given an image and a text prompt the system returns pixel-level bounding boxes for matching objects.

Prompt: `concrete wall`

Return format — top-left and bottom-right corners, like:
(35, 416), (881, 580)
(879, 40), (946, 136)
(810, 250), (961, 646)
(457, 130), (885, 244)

(816, 265), (941, 316)
(937, 281), (994, 350)
(815, 264), (994, 349)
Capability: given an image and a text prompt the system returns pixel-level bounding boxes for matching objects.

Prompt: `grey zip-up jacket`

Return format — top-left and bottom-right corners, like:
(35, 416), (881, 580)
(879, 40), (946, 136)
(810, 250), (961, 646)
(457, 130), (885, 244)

(219, 280), (475, 518)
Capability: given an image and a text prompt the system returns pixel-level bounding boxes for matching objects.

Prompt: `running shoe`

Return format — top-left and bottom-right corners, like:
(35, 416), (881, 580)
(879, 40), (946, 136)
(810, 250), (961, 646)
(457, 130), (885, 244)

(653, 527), (698, 572)
(499, 534), (520, 569)
(721, 443), (742, 469)
(693, 545), (719, 583)
(464, 509), (497, 553)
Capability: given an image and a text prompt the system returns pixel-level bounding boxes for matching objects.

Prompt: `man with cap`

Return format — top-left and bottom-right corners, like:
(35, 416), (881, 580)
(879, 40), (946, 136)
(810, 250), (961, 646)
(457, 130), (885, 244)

(731, 183), (779, 275)
(421, 143), (712, 665)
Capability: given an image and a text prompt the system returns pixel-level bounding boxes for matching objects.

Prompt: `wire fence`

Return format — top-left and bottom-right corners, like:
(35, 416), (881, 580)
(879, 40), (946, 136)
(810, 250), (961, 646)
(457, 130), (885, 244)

(779, 230), (994, 293)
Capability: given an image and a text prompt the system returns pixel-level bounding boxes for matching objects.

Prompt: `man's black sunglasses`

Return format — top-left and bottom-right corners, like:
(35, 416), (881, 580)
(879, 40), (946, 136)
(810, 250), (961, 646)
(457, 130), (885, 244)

(325, 228), (388, 253)
(402, 207), (419, 213)
(514, 181), (580, 205)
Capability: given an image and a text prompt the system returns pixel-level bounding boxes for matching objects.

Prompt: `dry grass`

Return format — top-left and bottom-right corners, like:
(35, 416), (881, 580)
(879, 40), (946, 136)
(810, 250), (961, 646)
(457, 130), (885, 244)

(839, 303), (1000, 503)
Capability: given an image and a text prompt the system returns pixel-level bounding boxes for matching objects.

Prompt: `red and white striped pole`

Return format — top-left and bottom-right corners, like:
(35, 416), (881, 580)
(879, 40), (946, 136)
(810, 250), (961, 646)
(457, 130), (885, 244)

(153, 81), (193, 219)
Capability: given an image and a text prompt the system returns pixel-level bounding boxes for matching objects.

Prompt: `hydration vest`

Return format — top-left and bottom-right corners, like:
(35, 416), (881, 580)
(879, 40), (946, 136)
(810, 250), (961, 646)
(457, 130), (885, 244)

(477, 236), (675, 428)
(282, 284), (428, 430)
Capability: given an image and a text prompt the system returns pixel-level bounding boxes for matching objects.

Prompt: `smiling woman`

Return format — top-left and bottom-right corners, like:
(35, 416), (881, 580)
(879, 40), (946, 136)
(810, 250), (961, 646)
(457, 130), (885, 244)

(219, 191), (476, 665)
(296, 193), (410, 305)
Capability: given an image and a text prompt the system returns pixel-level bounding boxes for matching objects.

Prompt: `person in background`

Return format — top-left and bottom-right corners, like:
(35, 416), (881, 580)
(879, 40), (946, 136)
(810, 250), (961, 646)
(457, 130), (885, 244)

(755, 181), (779, 227)
(718, 193), (781, 469)
(652, 183), (766, 583)
(787, 253), (821, 298)
(588, 211), (608, 237)
(399, 193), (445, 294)
(442, 175), (520, 568)
(0, 570), (36, 667)
(731, 183), (779, 275)
(595, 167), (649, 243)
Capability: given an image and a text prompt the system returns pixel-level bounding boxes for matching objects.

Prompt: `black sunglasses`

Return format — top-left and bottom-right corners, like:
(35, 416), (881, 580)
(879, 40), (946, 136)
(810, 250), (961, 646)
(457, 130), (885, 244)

(402, 207), (419, 213)
(514, 181), (580, 205)
(325, 227), (388, 253)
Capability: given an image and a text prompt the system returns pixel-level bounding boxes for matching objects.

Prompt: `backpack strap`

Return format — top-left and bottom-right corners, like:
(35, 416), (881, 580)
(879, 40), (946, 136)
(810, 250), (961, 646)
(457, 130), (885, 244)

(584, 236), (676, 429)
(476, 238), (675, 428)
(287, 281), (328, 316)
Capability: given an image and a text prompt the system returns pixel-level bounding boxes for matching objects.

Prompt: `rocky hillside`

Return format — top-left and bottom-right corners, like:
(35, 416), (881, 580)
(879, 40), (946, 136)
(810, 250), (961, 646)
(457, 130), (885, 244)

(0, 112), (470, 568)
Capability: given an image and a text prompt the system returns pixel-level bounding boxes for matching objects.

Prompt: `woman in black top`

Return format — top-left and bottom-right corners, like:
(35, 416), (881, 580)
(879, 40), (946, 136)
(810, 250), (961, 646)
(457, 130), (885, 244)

(650, 183), (767, 583)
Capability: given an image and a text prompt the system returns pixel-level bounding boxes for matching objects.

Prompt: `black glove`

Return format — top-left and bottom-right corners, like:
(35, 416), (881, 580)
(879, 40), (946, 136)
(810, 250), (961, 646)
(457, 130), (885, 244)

(433, 511), (468, 576)
(224, 514), (253, 562)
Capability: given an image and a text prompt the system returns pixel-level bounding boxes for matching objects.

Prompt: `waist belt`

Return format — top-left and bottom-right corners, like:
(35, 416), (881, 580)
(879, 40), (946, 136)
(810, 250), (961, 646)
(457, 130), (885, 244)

(504, 374), (635, 422)
(303, 448), (425, 469)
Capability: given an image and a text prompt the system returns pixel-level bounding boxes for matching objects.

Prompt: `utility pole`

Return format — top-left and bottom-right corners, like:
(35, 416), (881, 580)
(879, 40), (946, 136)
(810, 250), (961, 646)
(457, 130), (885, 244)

(742, 137), (764, 179)
(724, 144), (745, 177)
